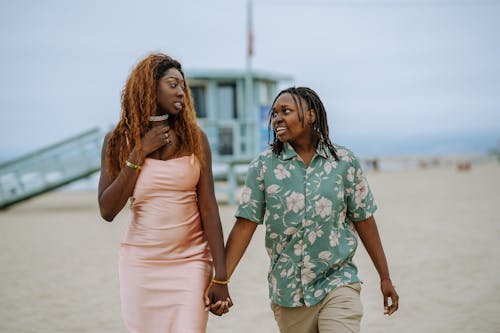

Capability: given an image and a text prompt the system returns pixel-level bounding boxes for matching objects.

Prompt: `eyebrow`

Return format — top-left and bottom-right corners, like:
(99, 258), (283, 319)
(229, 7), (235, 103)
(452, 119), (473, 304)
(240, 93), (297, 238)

(164, 76), (184, 81)
(272, 104), (292, 111)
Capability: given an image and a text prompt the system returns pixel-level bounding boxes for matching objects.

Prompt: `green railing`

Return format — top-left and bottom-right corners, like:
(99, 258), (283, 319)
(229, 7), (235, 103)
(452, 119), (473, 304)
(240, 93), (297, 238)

(0, 128), (104, 209)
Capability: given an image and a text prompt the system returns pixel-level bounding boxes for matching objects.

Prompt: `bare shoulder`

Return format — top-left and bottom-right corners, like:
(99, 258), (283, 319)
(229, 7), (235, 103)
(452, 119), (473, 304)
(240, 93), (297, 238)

(101, 131), (113, 156)
(102, 130), (122, 154)
(195, 128), (213, 170)
(198, 127), (208, 141)
(198, 128), (211, 150)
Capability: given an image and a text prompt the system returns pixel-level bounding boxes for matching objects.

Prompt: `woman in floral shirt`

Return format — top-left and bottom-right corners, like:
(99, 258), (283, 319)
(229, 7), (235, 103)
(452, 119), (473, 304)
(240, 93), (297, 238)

(212, 87), (398, 332)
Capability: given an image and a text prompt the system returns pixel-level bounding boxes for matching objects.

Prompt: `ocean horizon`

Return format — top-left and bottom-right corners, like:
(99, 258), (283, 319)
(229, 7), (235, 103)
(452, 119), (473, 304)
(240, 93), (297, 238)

(334, 130), (499, 158)
(1, 130), (498, 164)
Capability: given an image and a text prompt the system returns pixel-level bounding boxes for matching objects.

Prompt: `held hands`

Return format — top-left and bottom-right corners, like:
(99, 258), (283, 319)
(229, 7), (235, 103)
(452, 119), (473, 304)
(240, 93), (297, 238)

(204, 281), (233, 316)
(381, 279), (399, 315)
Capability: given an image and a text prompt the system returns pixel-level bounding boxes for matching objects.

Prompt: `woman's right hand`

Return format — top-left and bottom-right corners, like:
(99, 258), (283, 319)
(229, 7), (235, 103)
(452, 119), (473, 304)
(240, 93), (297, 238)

(139, 125), (171, 158)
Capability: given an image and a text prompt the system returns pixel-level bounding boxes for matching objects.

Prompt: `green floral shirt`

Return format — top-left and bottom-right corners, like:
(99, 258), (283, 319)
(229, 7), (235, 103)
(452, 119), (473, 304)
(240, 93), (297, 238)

(235, 142), (377, 307)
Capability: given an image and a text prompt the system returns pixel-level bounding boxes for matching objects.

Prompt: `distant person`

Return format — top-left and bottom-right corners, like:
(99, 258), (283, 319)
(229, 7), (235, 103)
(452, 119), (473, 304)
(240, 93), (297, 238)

(209, 87), (399, 332)
(457, 161), (471, 172)
(98, 53), (231, 332)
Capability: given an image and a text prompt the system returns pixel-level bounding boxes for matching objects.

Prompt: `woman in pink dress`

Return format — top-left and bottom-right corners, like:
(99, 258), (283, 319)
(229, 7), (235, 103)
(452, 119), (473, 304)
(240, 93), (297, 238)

(98, 53), (231, 332)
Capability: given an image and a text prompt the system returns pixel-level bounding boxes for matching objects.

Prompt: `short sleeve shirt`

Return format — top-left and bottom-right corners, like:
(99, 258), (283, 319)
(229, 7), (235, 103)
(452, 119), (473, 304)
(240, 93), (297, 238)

(235, 142), (377, 307)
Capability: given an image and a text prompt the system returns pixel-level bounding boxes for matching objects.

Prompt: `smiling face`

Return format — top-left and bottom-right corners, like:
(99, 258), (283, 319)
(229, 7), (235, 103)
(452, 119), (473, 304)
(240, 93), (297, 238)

(156, 68), (186, 116)
(271, 92), (316, 146)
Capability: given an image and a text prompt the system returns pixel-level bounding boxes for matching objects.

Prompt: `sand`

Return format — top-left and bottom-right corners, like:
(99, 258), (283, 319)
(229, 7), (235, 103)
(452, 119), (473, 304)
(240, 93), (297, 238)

(1, 160), (499, 333)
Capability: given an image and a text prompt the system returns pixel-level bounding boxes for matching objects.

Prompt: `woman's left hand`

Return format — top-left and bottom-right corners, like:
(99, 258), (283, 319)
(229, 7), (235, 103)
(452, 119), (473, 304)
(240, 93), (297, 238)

(204, 283), (232, 316)
(381, 279), (399, 315)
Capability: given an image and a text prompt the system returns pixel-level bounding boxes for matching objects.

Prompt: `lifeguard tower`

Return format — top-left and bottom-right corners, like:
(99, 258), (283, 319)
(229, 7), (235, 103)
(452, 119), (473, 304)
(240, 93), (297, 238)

(186, 69), (292, 203)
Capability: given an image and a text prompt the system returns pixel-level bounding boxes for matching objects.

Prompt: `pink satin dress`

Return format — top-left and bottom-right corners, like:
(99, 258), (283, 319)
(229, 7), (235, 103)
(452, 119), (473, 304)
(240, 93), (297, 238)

(119, 155), (213, 333)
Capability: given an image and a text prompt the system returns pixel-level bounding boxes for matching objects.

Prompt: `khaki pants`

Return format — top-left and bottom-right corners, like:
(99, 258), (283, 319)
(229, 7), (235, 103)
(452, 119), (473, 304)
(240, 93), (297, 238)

(271, 283), (363, 333)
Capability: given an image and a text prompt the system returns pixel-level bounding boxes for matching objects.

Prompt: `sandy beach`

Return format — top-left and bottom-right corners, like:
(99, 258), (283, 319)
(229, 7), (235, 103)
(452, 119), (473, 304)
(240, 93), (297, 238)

(1, 159), (499, 333)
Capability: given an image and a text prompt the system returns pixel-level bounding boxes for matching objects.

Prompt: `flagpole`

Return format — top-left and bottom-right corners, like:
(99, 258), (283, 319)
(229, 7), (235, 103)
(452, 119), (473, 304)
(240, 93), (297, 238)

(245, 0), (255, 155)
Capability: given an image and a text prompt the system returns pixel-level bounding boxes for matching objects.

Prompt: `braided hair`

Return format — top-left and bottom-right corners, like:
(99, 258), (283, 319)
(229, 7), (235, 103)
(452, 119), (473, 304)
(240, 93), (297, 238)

(268, 86), (338, 160)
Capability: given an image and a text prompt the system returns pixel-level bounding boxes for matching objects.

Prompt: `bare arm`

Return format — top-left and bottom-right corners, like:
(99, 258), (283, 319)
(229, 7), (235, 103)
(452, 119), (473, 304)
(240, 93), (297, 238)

(197, 131), (228, 282)
(354, 215), (399, 315)
(206, 217), (257, 316)
(196, 131), (231, 311)
(225, 217), (257, 279)
(98, 125), (170, 221)
(98, 134), (141, 221)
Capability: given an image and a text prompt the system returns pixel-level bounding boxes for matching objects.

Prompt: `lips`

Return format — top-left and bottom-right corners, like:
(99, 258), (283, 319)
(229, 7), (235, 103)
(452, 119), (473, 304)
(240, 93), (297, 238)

(274, 126), (287, 135)
(173, 101), (184, 110)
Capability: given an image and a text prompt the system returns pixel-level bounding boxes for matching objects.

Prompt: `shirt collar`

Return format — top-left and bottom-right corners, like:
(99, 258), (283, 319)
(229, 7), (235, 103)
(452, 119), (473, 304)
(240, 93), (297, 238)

(280, 142), (330, 160)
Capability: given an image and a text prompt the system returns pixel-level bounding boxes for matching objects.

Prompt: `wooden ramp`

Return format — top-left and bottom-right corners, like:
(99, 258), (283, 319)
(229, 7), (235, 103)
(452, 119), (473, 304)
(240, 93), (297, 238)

(0, 128), (104, 209)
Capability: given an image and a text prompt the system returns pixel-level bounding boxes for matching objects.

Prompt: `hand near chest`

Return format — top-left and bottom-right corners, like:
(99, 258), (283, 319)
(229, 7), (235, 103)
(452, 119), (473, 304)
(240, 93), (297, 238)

(142, 125), (182, 160)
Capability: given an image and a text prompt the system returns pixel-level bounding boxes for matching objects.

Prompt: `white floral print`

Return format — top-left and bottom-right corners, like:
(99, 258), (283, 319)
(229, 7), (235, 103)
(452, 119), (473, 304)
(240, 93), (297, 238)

(324, 161), (332, 174)
(240, 186), (252, 204)
(315, 197), (333, 218)
(235, 143), (376, 307)
(329, 230), (340, 247)
(294, 240), (304, 256)
(318, 251), (332, 260)
(274, 164), (291, 180)
(286, 192), (305, 213)
(347, 166), (355, 182)
(354, 178), (369, 209)
(301, 255), (317, 284)
(266, 184), (281, 194)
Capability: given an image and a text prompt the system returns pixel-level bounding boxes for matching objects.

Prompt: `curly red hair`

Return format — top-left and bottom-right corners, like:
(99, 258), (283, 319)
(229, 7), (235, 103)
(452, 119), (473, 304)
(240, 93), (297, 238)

(105, 53), (202, 178)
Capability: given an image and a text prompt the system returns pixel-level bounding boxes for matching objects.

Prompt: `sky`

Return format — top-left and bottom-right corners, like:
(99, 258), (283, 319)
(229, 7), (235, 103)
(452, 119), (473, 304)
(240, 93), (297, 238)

(0, 0), (499, 160)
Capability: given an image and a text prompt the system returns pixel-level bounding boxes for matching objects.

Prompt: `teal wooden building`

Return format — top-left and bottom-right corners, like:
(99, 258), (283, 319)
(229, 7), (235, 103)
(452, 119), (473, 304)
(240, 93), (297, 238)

(186, 69), (292, 203)
(186, 69), (292, 162)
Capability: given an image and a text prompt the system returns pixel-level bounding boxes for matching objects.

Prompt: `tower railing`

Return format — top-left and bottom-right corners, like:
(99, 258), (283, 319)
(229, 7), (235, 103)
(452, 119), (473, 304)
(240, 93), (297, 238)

(0, 128), (104, 209)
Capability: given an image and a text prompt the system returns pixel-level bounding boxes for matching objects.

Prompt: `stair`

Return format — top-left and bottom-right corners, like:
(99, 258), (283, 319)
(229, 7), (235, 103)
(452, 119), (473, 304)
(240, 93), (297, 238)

(0, 128), (104, 209)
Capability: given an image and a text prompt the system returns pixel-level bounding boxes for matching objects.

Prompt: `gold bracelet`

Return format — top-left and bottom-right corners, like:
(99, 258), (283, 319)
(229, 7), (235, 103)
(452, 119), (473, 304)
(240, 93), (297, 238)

(211, 278), (230, 285)
(125, 160), (142, 170)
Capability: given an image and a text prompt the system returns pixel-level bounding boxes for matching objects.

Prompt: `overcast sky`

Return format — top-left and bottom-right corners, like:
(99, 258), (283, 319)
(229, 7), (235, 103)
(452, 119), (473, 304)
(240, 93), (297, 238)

(1, 0), (499, 159)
